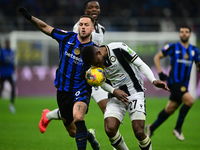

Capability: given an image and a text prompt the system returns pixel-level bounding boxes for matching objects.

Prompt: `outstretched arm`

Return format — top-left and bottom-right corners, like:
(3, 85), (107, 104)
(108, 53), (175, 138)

(18, 7), (53, 36)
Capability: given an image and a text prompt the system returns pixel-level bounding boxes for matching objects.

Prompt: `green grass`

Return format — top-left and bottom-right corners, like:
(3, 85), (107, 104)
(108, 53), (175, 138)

(0, 96), (200, 150)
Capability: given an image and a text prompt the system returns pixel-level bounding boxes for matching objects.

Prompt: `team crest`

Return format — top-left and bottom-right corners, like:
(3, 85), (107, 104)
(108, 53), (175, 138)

(74, 48), (80, 55)
(184, 54), (189, 59)
(110, 56), (116, 62)
(180, 86), (186, 92)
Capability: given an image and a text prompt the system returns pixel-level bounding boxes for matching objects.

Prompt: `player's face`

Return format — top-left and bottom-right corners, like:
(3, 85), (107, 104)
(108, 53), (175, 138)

(91, 49), (106, 68)
(85, 1), (100, 20)
(78, 17), (94, 40)
(179, 28), (190, 43)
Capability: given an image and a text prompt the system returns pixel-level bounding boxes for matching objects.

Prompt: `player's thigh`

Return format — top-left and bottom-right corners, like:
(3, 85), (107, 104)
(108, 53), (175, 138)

(182, 92), (194, 107)
(91, 86), (108, 103)
(104, 117), (121, 138)
(73, 101), (88, 122)
(132, 120), (146, 140)
(104, 97), (127, 123)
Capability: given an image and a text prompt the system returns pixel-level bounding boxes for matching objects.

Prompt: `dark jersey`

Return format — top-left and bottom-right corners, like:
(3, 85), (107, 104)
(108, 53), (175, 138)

(51, 29), (93, 94)
(162, 42), (200, 88)
(0, 48), (15, 78)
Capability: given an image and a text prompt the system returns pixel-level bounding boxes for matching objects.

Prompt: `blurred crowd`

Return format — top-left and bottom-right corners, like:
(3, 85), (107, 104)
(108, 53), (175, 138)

(0, 0), (200, 32)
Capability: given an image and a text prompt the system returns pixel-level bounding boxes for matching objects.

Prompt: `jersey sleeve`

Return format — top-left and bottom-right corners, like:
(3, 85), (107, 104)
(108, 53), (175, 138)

(51, 28), (70, 43)
(119, 42), (138, 62)
(193, 47), (200, 63)
(161, 43), (174, 56)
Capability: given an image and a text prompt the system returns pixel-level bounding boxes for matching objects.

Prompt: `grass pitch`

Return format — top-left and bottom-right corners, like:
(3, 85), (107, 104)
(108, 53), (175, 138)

(0, 96), (200, 150)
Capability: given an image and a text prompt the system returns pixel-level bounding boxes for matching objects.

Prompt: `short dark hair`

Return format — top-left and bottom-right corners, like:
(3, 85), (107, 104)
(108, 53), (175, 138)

(81, 45), (96, 65)
(179, 25), (191, 32)
(80, 14), (95, 25)
(84, 0), (99, 10)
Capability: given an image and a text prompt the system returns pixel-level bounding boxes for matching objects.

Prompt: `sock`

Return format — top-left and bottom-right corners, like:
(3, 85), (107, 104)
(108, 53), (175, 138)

(46, 108), (61, 120)
(150, 109), (170, 133)
(139, 135), (152, 150)
(110, 132), (129, 150)
(75, 121), (88, 150)
(175, 104), (191, 131)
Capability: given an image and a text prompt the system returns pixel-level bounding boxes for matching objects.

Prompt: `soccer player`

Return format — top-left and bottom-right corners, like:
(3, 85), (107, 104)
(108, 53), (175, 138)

(80, 43), (169, 150)
(18, 7), (100, 150)
(0, 39), (16, 114)
(146, 26), (200, 141)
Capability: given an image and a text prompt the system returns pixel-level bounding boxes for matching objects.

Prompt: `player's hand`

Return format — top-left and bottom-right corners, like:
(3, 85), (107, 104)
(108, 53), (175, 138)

(153, 80), (170, 91)
(18, 6), (32, 20)
(158, 72), (168, 81)
(113, 89), (130, 105)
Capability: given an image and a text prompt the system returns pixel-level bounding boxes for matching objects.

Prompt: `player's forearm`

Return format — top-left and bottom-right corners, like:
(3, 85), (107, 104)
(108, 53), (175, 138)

(30, 16), (53, 36)
(101, 82), (115, 94)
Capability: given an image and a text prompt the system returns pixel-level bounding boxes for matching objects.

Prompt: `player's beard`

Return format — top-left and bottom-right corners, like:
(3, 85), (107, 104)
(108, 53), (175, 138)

(180, 37), (189, 43)
(79, 32), (91, 41)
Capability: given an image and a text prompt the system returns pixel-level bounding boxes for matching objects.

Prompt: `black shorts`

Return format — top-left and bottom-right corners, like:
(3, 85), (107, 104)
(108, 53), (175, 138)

(57, 88), (91, 127)
(168, 83), (188, 105)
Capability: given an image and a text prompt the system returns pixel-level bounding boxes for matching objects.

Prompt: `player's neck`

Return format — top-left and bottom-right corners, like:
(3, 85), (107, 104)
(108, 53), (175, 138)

(77, 35), (91, 44)
(180, 41), (189, 49)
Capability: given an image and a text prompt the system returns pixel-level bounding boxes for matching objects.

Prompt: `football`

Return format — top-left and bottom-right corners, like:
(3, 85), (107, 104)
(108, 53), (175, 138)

(85, 67), (106, 86)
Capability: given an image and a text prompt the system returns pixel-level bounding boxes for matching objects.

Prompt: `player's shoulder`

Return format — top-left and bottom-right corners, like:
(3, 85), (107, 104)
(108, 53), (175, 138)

(107, 42), (125, 49)
(163, 43), (175, 50)
(97, 23), (105, 33)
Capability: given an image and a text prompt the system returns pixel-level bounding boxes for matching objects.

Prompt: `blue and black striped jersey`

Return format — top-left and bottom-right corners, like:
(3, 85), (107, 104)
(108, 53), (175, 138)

(51, 29), (93, 92)
(162, 42), (200, 88)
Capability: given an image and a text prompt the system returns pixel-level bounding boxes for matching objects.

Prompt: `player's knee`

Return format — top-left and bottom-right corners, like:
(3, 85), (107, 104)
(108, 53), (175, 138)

(66, 128), (76, 138)
(105, 125), (117, 138)
(134, 128), (146, 141)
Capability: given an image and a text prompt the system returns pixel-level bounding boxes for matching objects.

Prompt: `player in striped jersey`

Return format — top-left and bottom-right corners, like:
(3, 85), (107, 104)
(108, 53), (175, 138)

(146, 26), (200, 141)
(81, 43), (169, 150)
(18, 7), (100, 150)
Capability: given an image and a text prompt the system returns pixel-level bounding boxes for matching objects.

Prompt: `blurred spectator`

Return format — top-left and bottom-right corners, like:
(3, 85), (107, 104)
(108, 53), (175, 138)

(0, 39), (16, 114)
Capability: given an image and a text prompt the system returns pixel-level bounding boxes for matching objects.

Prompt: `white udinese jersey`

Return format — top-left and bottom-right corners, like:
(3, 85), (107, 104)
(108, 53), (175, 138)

(104, 42), (155, 96)
(73, 21), (105, 46)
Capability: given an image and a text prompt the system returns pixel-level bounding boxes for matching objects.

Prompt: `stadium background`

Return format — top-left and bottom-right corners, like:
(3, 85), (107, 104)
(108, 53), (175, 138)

(0, 0), (200, 98)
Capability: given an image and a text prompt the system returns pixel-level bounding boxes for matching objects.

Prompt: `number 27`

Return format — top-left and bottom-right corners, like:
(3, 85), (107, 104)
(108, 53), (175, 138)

(130, 100), (137, 110)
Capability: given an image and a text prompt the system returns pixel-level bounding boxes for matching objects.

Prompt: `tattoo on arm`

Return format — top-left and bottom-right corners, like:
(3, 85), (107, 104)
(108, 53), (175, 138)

(30, 16), (51, 35)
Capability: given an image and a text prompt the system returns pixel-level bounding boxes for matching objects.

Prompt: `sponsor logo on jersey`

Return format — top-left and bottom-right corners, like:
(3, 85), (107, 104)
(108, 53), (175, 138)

(68, 42), (75, 45)
(65, 51), (84, 66)
(177, 59), (192, 66)
(110, 56), (116, 62)
(128, 47), (134, 54)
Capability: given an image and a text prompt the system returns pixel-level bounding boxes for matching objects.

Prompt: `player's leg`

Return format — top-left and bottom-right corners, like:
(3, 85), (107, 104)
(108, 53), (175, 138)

(147, 100), (179, 137)
(132, 118), (152, 150)
(39, 108), (61, 133)
(7, 76), (16, 113)
(0, 77), (5, 98)
(105, 117), (128, 150)
(173, 92), (194, 141)
(91, 86), (108, 114)
(104, 97), (128, 150)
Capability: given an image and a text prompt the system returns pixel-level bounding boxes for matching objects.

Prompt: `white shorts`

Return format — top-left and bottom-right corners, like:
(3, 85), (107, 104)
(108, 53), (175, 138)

(104, 92), (146, 122)
(91, 86), (108, 103)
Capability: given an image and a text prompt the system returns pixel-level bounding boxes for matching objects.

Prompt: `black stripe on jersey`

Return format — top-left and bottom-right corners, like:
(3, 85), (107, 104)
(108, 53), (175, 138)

(62, 37), (77, 91)
(182, 47), (190, 82)
(113, 48), (143, 92)
(56, 34), (75, 89)
(169, 44), (175, 83)
(177, 44), (182, 82)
